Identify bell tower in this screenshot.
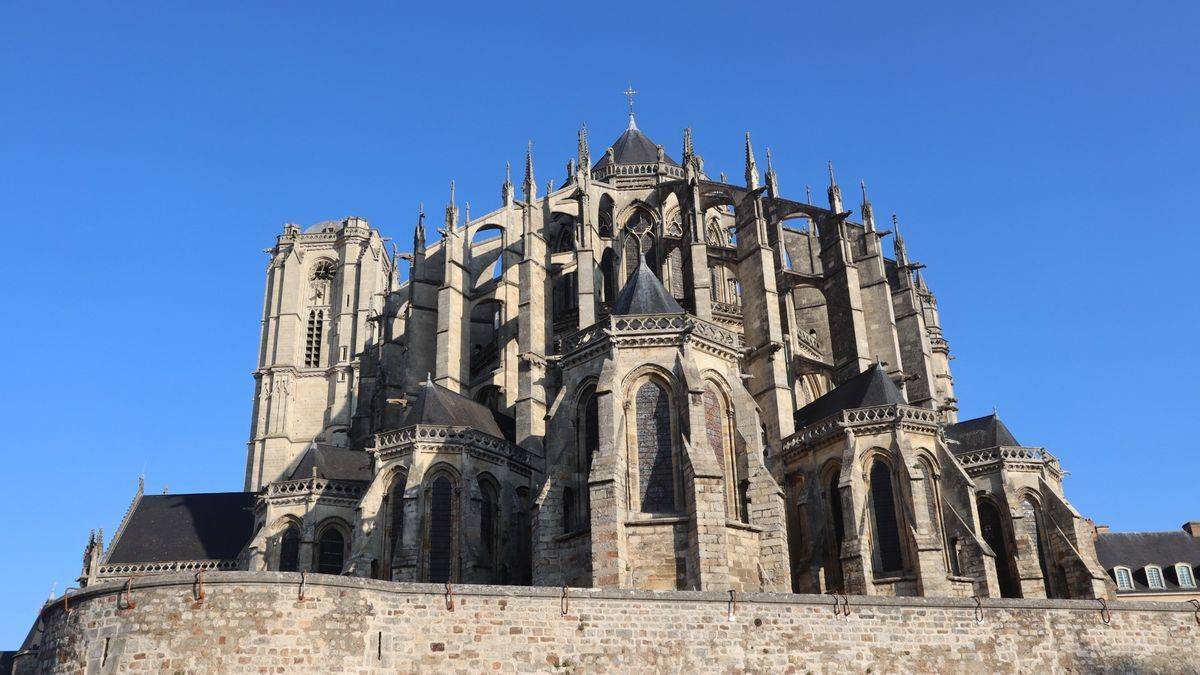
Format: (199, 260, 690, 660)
(244, 217, 392, 491)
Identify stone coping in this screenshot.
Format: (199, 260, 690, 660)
(44, 571, 1197, 617)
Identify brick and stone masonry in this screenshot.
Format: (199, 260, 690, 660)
(19, 572, 1200, 673)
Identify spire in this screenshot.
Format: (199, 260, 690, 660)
(464, 201, 471, 225)
(765, 146, 780, 198)
(827, 161, 843, 212)
(444, 181, 458, 229)
(502, 162, 514, 206)
(413, 204, 426, 254)
(860, 180, 875, 231)
(805, 184, 813, 205)
(892, 213, 910, 267)
(623, 84, 639, 130)
(522, 141, 536, 202)
(683, 127, 694, 163)
(743, 132, 759, 190)
(577, 123, 591, 169)
(566, 158, 575, 182)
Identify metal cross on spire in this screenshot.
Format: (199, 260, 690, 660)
(624, 84, 639, 130)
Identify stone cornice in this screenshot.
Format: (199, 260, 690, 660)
(782, 404, 941, 460)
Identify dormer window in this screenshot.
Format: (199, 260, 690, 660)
(1177, 563, 1196, 589)
(1145, 565, 1165, 589)
(1114, 566, 1133, 591)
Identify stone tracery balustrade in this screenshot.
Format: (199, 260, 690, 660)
(556, 313, 745, 357)
(956, 445, 1061, 475)
(266, 477, 366, 501)
(783, 404, 942, 458)
(591, 162, 685, 182)
(711, 300, 743, 317)
(374, 424, 538, 472)
(98, 559, 239, 578)
(795, 329, 822, 357)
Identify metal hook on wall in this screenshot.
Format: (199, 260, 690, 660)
(727, 589, 738, 622)
(1096, 597, 1111, 626)
(444, 582, 455, 611)
(193, 570, 206, 603)
(972, 596, 984, 624)
(560, 585, 569, 617)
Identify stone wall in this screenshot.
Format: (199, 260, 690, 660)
(21, 572, 1199, 674)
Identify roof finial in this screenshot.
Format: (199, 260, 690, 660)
(445, 180, 458, 228)
(623, 83, 639, 130)
(464, 201, 471, 224)
(502, 161, 514, 205)
(414, 203, 426, 253)
(577, 123, 590, 169)
(523, 141, 536, 202)
(765, 147, 780, 197)
(860, 179, 875, 232)
(744, 132, 759, 190)
(805, 184, 813, 205)
(826, 161, 843, 211)
(426, 372, 433, 386)
(892, 213, 910, 267)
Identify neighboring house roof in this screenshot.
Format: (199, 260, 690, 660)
(1096, 530, 1200, 594)
(403, 377, 506, 439)
(287, 444, 372, 482)
(105, 492, 256, 564)
(793, 364, 905, 429)
(945, 413, 1021, 451)
(592, 126, 678, 169)
(610, 256, 684, 316)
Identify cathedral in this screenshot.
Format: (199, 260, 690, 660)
(77, 107, 1112, 602)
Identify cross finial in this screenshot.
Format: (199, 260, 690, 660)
(624, 84, 639, 130)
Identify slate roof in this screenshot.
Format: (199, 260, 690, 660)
(402, 377, 506, 439)
(1095, 530, 1200, 594)
(105, 492, 256, 564)
(287, 444, 373, 482)
(610, 256, 684, 316)
(592, 126, 678, 169)
(945, 413, 1021, 452)
(793, 364, 905, 429)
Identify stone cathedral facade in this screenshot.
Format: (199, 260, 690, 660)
(77, 112, 1113, 603)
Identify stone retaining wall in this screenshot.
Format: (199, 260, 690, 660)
(17, 572, 1200, 673)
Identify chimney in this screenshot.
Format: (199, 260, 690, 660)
(1183, 521, 1200, 537)
(1095, 524, 1110, 534)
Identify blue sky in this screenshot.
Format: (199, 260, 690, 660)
(2, 0, 1197, 646)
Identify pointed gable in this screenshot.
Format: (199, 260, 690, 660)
(793, 364, 906, 429)
(610, 257, 684, 316)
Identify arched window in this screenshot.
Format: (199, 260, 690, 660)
(825, 469, 845, 591)
(1146, 565, 1165, 589)
(562, 486, 576, 534)
(978, 498, 1020, 598)
(423, 472, 458, 583)
(667, 247, 684, 299)
(384, 472, 407, 580)
(702, 383, 743, 521)
(304, 310, 325, 367)
(553, 271, 578, 317)
(469, 301, 503, 376)
(478, 476, 501, 581)
(513, 487, 532, 585)
(624, 234, 642, 278)
(1114, 566, 1134, 591)
(278, 526, 300, 572)
(1177, 563, 1196, 589)
(634, 380, 676, 514)
(555, 222, 575, 253)
(1020, 496, 1054, 597)
(316, 526, 345, 575)
(572, 386, 599, 531)
(600, 249, 618, 305)
(598, 196, 614, 239)
(869, 460, 904, 574)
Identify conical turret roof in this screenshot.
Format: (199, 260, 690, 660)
(592, 125, 678, 170)
(610, 256, 684, 316)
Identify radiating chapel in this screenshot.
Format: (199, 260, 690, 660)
(78, 105, 1115, 601)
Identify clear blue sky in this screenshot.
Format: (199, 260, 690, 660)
(2, 0, 1197, 646)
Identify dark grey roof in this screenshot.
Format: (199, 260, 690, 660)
(1096, 530, 1200, 593)
(106, 492, 256, 564)
(403, 378, 505, 439)
(592, 125, 678, 169)
(945, 413, 1020, 452)
(794, 364, 905, 429)
(287, 444, 372, 482)
(610, 256, 684, 316)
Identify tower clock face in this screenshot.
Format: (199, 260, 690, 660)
(312, 260, 337, 282)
